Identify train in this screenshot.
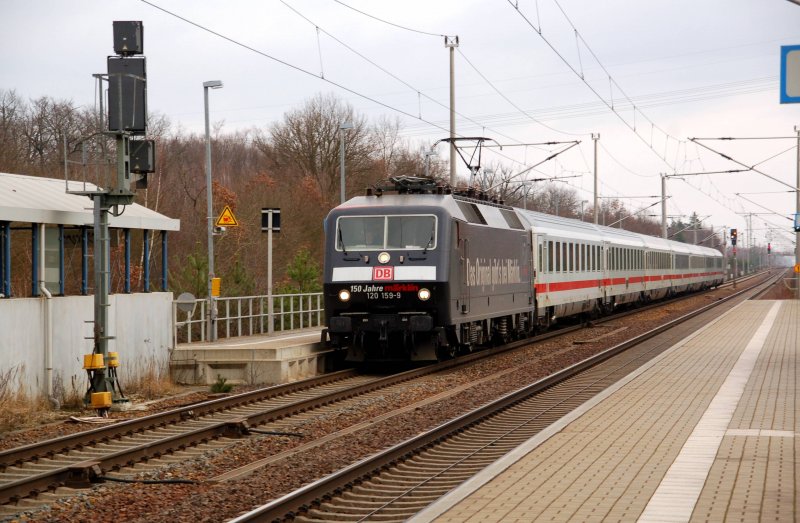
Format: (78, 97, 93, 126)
(322, 176, 724, 363)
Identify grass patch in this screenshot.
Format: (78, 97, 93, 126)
(122, 357, 179, 400)
(210, 375, 234, 394)
(0, 366, 57, 432)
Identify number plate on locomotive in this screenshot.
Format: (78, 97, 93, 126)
(349, 283, 419, 299)
(372, 266, 394, 280)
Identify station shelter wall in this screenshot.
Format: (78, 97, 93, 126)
(0, 292, 173, 399)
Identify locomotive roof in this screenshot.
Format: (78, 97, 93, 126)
(336, 193, 721, 258)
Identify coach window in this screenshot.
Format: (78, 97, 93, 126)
(584, 244, 588, 271)
(548, 241, 554, 272)
(569, 243, 574, 272)
(580, 244, 585, 272)
(538, 243, 543, 272)
(555, 242, 561, 272)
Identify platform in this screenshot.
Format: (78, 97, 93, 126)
(412, 299, 797, 522)
(170, 327, 332, 385)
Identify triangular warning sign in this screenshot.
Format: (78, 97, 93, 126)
(215, 205, 239, 227)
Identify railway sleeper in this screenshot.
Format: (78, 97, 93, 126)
(318, 499, 435, 512)
(397, 460, 489, 473)
(350, 483, 445, 496)
(339, 490, 443, 503)
(365, 475, 463, 487)
(377, 469, 476, 483)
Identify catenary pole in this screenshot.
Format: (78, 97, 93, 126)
(446, 36, 459, 185)
(593, 133, 599, 224)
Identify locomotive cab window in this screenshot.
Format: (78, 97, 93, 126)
(336, 215, 437, 251)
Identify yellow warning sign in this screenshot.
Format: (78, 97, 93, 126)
(795, 264, 800, 274)
(215, 205, 239, 227)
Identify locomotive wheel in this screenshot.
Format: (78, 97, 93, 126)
(436, 341, 456, 360)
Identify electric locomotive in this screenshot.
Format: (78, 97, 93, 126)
(323, 177, 534, 362)
(323, 176, 724, 363)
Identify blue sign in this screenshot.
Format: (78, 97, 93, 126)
(780, 45, 800, 103)
(795, 212, 800, 232)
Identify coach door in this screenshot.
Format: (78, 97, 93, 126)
(530, 231, 538, 306)
(602, 240, 611, 304)
(458, 223, 470, 315)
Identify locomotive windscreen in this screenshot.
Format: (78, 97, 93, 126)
(336, 215, 437, 251)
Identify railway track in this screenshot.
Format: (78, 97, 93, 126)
(229, 272, 779, 522)
(0, 272, 771, 519)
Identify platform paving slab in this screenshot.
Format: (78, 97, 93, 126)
(411, 300, 796, 523)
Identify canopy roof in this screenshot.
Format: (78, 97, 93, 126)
(0, 173, 179, 231)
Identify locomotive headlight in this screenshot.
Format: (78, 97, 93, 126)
(418, 288, 431, 301)
(338, 289, 351, 302)
(378, 251, 391, 264)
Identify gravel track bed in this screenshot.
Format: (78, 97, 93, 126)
(755, 268, 794, 299)
(0, 390, 233, 452)
(4, 278, 771, 522)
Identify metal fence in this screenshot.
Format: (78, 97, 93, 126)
(173, 292, 324, 345)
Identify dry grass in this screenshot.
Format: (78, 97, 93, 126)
(0, 365, 61, 432)
(122, 356, 179, 400)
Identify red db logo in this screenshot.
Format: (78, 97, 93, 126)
(373, 266, 394, 281)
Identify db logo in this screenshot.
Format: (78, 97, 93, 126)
(373, 266, 394, 281)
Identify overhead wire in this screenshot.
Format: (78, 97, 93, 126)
(141, 0, 551, 176)
(507, 0, 685, 171)
(328, 0, 601, 183)
(139, 0, 451, 134)
(332, 0, 446, 37)
(281, 1, 554, 163)
(284, 0, 581, 173)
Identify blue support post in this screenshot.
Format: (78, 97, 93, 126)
(81, 227, 89, 295)
(124, 228, 131, 294)
(143, 229, 150, 292)
(161, 231, 168, 291)
(58, 225, 65, 296)
(31, 224, 39, 297)
(0, 221, 7, 297)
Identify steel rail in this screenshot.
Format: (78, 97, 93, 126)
(229, 273, 778, 522)
(0, 369, 364, 471)
(0, 271, 769, 507)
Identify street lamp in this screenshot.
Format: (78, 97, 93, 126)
(339, 122, 354, 204)
(204, 79, 223, 341)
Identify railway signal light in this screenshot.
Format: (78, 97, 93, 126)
(730, 228, 737, 246)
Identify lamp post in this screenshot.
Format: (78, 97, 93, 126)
(203, 80, 223, 342)
(339, 122, 353, 204)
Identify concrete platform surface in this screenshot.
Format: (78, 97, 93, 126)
(412, 300, 797, 523)
(170, 327, 332, 385)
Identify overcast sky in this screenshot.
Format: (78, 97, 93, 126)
(3, 0, 800, 252)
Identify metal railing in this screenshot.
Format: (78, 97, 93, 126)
(173, 292, 324, 345)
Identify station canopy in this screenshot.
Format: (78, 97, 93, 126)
(0, 172, 179, 230)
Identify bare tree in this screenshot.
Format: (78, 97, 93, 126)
(269, 93, 373, 204)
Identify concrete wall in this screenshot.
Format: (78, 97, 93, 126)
(0, 292, 173, 399)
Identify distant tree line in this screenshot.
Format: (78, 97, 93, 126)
(0, 88, 723, 298)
